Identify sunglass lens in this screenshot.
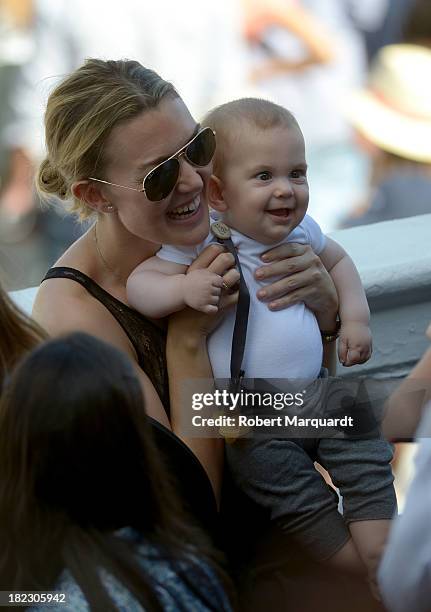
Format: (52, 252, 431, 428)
(186, 128, 216, 166)
(144, 158, 179, 201)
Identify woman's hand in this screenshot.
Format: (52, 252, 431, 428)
(168, 244, 239, 342)
(255, 242, 339, 327)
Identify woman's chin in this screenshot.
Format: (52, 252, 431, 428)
(165, 200, 210, 245)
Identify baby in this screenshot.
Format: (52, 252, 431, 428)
(127, 98, 396, 589)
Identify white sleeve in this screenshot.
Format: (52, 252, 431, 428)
(157, 231, 215, 266)
(301, 214, 326, 255)
(378, 405, 431, 612)
(156, 244, 199, 266)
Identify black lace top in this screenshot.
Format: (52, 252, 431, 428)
(42, 267, 170, 413)
(41, 267, 219, 534)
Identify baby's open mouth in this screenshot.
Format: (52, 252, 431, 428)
(267, 208, 289, 217)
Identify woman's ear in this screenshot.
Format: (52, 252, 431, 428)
(208, 175, 228, 212)
(71, 180, 116, 213)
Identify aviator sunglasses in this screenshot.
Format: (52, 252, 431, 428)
(89, 127, 216, 202)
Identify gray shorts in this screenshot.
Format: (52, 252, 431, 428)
(226, 434, 396, 561)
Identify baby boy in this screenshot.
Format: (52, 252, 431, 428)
(127, 98, 396, 590)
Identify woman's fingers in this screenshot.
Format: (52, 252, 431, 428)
(188, 243, 226, 272)
(259, 241, 309, 264)
(261, 282, 326, 311)
(219, 289, 238, 311)
(207, 251, 237, 276)
(256, 268, 314, 303)
(188, 247, 236, 277)
(221, 267, 240, 290)
(256, 243, 313, 279)
(256, 242, 338, 316)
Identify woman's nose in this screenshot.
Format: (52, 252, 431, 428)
(176, 154, 204, 193)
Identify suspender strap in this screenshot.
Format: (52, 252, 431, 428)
(216, 235, 250, 390)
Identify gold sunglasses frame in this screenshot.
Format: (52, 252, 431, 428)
(89, 127, 216, 202)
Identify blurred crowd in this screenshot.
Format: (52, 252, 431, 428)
(1, 0, 431, 290)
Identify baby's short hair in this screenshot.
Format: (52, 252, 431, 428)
(202, 98, 300, 176)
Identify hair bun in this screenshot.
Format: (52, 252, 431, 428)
(37, 158, 69, 199)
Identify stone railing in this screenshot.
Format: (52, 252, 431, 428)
(331, 213, 431, 378)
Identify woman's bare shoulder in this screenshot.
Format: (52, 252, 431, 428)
(33, 276, 171, 427)
(33, 276, 133, 356)
(32, 232, 123, 344)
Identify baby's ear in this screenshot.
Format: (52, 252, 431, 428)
(208, 175, 228, 212)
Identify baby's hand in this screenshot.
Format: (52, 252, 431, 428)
(182, 269, 224, 313)
(338, 322, 372, 366)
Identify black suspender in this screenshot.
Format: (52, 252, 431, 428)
(211, 221, 250, 392)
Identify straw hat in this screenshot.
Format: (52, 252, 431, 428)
(346, 44, 431, 163)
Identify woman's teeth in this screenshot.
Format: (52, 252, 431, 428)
(167, 197, 200, 219)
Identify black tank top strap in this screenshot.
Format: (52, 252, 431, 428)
(42, 267, 169, 413)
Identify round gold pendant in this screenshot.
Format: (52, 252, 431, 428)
(210, 221, 231, 240)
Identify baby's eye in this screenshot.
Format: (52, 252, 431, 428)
(255, 171, 272, 181)
(291, 169, 307, 180)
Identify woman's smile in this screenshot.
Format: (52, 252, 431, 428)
(166, 194, 202, 223)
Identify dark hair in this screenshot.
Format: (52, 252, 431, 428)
(0, 283, 46, 389)
(0, 333, 228, 610)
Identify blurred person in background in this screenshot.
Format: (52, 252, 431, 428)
(403, 0, 431, 47)
(0, 332, 233, 611)
(341, 44, 431, 228)
(243, 0, 431, 233)
(350, 0, 415, 64)
(0, 0, 246, 290)
(377, 322, 431, 612)
(0, 0, 38, 287)
(242, 0, 378, 232)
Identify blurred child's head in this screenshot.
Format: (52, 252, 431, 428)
(203, 98, 309, 245)
(0, 332, 172, 533)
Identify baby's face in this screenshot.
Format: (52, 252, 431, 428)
(218, 126, 309, 245)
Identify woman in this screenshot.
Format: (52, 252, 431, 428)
(0, 332, 233, 611)
(32, 58, 338, 519)
(0, 282, 46, 389)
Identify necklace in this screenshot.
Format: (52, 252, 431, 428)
(93, 224, 123, 281)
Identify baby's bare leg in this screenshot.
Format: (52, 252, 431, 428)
(349, 519, 391, 596)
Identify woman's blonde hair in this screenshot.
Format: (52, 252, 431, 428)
(36, 59, 178, 220)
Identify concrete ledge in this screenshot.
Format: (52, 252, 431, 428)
(330, 214, 431, 378)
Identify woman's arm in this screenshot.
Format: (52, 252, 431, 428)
(382, 345, 431, 441)
(167, 245, 240, 502)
